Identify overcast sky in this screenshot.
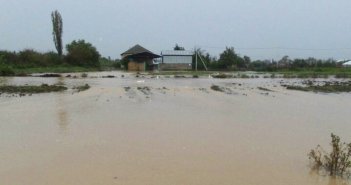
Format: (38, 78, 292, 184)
(1, 0, 351, 60)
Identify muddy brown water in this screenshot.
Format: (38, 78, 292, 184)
(1, 72, 350, 185)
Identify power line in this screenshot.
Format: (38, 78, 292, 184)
(197, 45, 351, 51)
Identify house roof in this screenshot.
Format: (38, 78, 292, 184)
(342, 61, 351, 66)
(161, 50, 194, 56)
(121, 44, 160, 58)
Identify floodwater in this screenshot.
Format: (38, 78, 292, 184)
(0, 71, 350, 185)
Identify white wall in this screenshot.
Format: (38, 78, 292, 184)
(163, 56, 192, 64)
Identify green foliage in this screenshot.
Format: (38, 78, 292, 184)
(218, 47, 237, 69)
(99, 57, 121, 69)
(65, 40, 100, 67)
(218, 47, 246, 69)
(174, 44, 185, 50)
(0, 50, 61, 69)
(0, 64, 15, 76)
(192, 48, 214, 70)
(309, 134, 351, 177)
(51, 10, 63, 57)
(0, 55, 14, 76)
(120, 57, 129, 70)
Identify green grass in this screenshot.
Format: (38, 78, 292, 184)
(12, 66, 101, 74)
(0, 84, 67, 94)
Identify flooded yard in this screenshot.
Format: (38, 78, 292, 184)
(0, 71, 350, 185)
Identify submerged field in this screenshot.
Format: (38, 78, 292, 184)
(0, 71, 350, 185)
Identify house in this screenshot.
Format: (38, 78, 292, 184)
(160, 50, 193, 70)
(121, 44, 160, 71)
(342, 60, 351, 67)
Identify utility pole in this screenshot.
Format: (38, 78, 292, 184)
(198, 53, 208, 71)
(195, 50, 198, 71)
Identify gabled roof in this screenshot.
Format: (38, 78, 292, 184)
(121, 44, 157, 56)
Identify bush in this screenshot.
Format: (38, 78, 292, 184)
(0, 50, 62, 68)
(65, 40, 100, 67)
(0, 65, 15, 76)
(309, 133, 351, 177)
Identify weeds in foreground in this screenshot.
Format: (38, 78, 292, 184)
(309, 134, 351, 178)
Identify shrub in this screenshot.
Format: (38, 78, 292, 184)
(0, 65, 15, 76)
(65, 40, 100, 67)
(309, 133, 351, 177)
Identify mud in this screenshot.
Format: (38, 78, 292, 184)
(0, 71, 350, 185)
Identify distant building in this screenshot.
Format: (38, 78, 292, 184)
(121, 44, 160, 71)
(342, 60, 351, 67)
(160, 50, 193, 70)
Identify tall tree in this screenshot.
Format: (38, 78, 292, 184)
(51, 10, 63, 57)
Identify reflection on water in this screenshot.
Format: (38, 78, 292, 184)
(57, 105, 68, 134)
(56, 77, 69, 134)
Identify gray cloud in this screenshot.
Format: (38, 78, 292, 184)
(1, 0, 351, 60)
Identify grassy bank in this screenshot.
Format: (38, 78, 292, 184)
(13, 66, 101, 74)
(272, 68, 351, 78)
(0, 84, 67, 94)
(285, 81, 351, 93)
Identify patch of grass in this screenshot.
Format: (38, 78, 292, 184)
(258, 87, 274, 92)
(0, 84, 67, 94)
(174, 75, 187, 78)
(273, 68, 351, 78)
(38, 73, 62, 77)
(212, 73, 233, 78)
(210, 85, 224, 92)
(285, 81, 351, 93)
(137, 86, 152, 95)
(102, 75, 115, 78)
(309, 133, 351, 177)
(13, 66, 100, 74)
(124, 86, 131, 92)
(81, 73, 88, 78)
(150, 71, 213, 76)
(211, 85, 225, 92)
(239, 74, 250, 78)
(73, 84, 90, 92)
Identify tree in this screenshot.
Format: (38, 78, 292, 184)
(218, 47, 239, 69)
(192, 48, 213, 70)
(174, 44, 185, 51)
(65, 40, 100, 67)
(51, 10, 63, 57)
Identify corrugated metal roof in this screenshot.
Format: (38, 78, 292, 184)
(161, 50, 194, 56)
(342, 61, 351, 65)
